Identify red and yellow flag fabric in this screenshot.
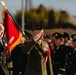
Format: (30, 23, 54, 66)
(2, 8, 22, 52)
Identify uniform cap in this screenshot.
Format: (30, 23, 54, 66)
(71, 34, 76, 41)
(32, 23, 43, 31)
(44, 34, 51, 39)
(52, 32, 60, 37)
(54, 32, 64, 39)
(63, 32, 70, 39)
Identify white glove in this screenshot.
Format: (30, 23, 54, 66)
(33, 30, 44, 42)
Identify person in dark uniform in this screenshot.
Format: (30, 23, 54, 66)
(63, 32, 72, 46)
(11, 30, 33, 75)
(0, 24, 9, 75)
(65, 34, 76, 75)
(11, 36, 28, 75)
(0, 40, 6, 75)
(52, 32, 70, 75)
(22, 24, 52, 75)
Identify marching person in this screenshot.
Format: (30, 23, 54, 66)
(52, 32, 70, 75)
(22, 24, 52, 75)
(11, 35, 28, 75)
(63, 32, 72, 46)
(0, 23, 9, 75)
(65, 34, 76, 75)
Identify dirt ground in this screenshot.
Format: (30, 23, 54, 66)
(26, 28, 76, 35)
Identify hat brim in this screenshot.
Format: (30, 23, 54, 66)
(72, 39, 76, 42)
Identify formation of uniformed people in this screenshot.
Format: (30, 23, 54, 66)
(46, 32, 76, 75)
(0, 22, 76, 75)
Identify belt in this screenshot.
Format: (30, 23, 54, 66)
(53, 63, 59, 65)
(60, 68, 65, 71)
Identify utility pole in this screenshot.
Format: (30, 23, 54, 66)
(22, 0, 24, 31)
(25, 0, 28, 10)
(29, 0, 32, 10)
(25, 0, 32, 10)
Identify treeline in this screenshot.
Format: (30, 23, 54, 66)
(14, 4, 76, 30)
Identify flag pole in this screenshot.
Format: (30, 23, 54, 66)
(22, 0, 25, 32)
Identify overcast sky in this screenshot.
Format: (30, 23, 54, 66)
(0, 0, 76, 22)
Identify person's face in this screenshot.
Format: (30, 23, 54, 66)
(45, 38, 52, 42)
(64, 37, 69, 43)
(73, 41, 76, 48)
(0, 24, 4, 38)
(55, 38, 62, 47)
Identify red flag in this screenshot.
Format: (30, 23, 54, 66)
(2, 8, 22, 52)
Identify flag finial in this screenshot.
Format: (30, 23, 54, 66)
(0, 1, 7, 9)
